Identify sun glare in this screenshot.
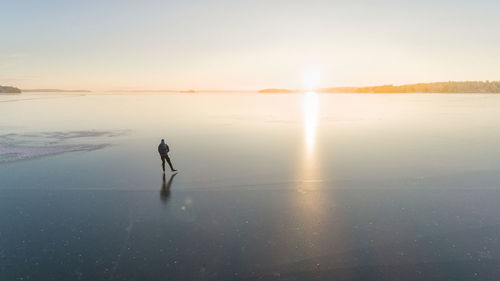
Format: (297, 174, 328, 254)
(301, 69, 321, 91)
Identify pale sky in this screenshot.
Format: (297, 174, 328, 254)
(1, 0, 500, 91)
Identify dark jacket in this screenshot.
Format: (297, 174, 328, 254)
(158, 143, 170, 156)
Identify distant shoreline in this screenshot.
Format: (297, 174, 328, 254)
(104, 89, 256, 93)
(21, 89, 91, 93)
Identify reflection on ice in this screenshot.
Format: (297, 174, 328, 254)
(303, 92, 319, 157)
(300, 91, 320, 184)
(160, 172, 177, 203)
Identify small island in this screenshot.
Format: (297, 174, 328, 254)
(258, 88, 295, 93)
(179, 90, 197, 93)
(0, 85, 21, 93)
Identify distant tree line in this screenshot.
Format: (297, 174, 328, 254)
(318, 81, 500, 93)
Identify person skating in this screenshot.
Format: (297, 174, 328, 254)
(158, 139, 177, 173)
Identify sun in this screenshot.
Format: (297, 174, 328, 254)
(301, 68, 321, 91)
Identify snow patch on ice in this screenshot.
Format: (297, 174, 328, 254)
(0, 130, 126, 163)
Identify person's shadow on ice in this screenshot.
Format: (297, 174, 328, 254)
(160, 172, 177, 204)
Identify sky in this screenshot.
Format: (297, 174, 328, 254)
(1, 0, 500, 91)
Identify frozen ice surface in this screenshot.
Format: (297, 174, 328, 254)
(2, 93, 500, 280)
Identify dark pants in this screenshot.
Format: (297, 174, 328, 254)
(161, 155, 174, 171)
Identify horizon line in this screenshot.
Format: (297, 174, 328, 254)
(13, 80, 500, 93)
